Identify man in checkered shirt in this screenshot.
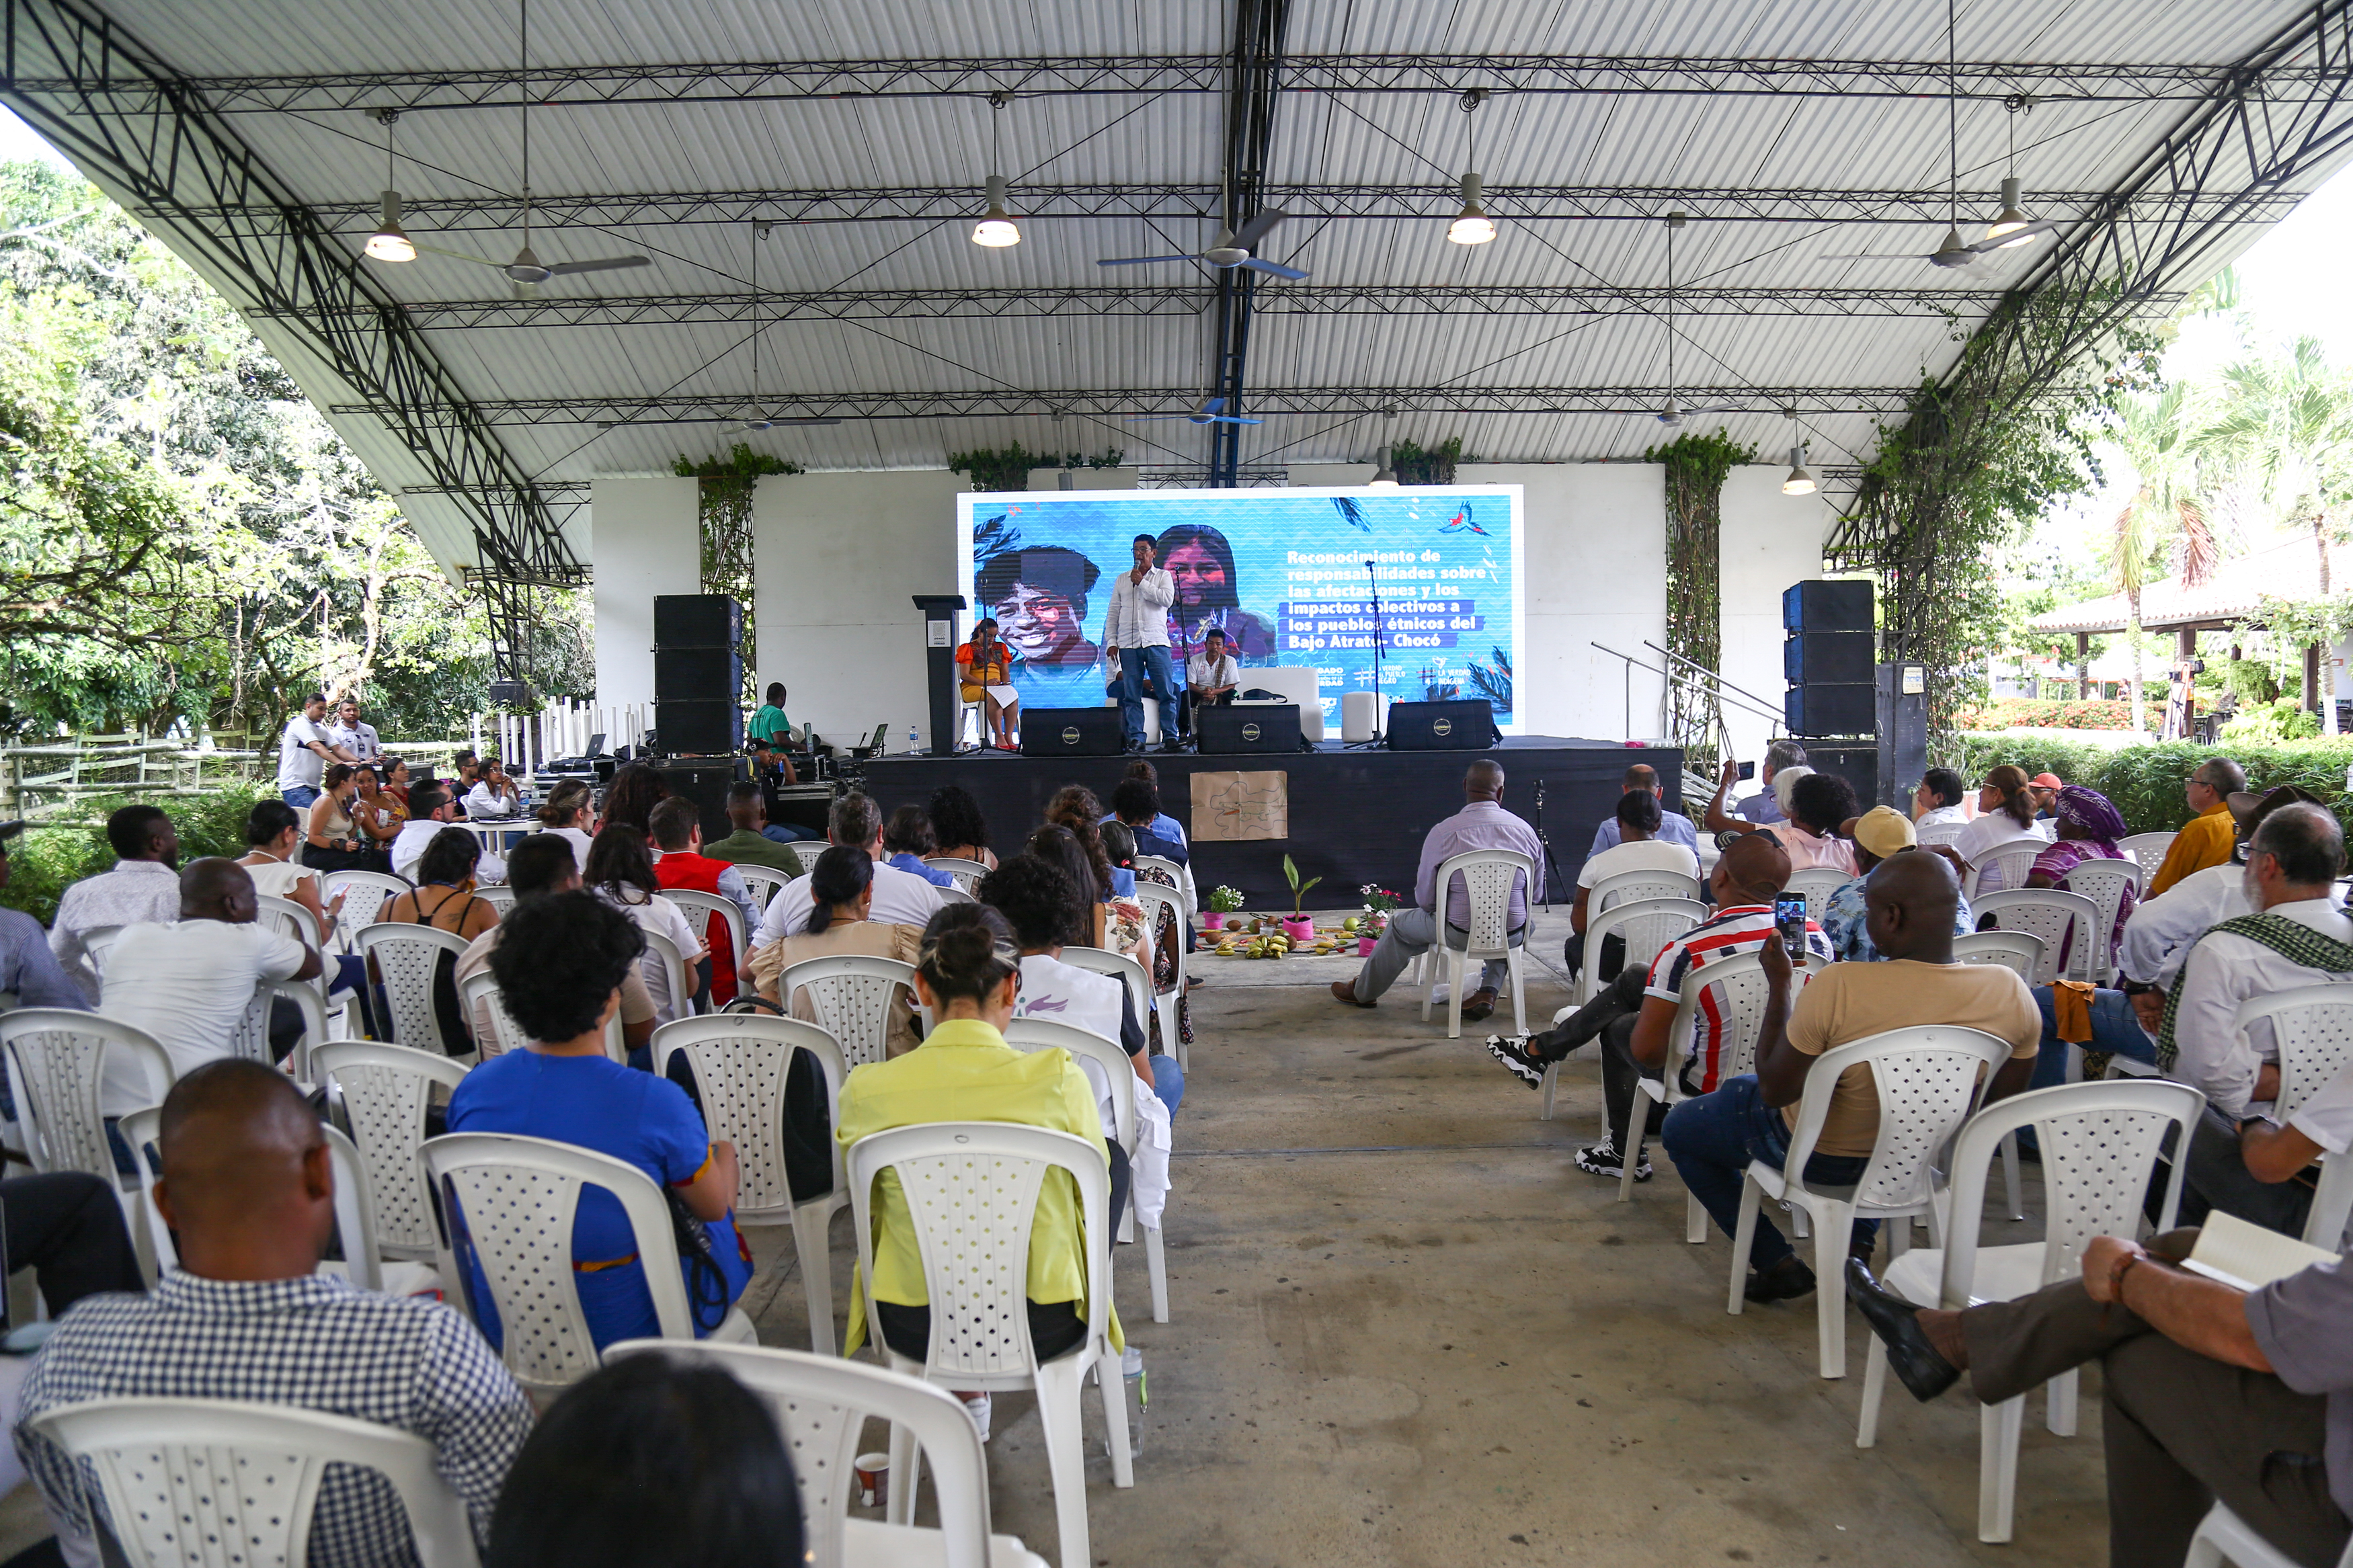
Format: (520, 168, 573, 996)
(13, 1060, 533, 1568)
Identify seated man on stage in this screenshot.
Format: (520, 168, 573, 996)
(955, 617, 1020, 750)
(1183, 626, 1241, 741)
(1330, 759, 1544, 1024)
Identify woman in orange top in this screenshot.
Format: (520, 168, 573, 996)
(955, 616, 1019, 749)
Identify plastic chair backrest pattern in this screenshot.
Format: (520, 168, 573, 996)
(1782, 867, 1853, 923)
(28, 1397, 481, 1568)
(1131, 855, 1187, 905)
(1004, 1018, 1136, 1152)
(316, 1041, 470, 1261)
(1588, 866, 1704, 915)
(1970, 841, 2048, 899)
(1661, 952, 1786, 1088)
(1055, 944, 1154, 1027)
(79, 925, 124, 980)
(356, 923, 474, 1055)
(2054, 858, 2138, 983)
(924, 857, 992, 895)
(777, 954, 916, 1071)
(1950, 930, 2048, 985)
(1575, 899, 1704, 1005)
(1972, 889, 2099, 985)
(1915, 823, 1968, 852)
(125, 1108, 390, 1294)
(847, 1122, 1109, 1382)
(472, 882, 517, 914)
(458, 968, 524, 1061)
(663, 888, 748, 979)
(1131, 883, 1187, 981)
(640, 927, 697, 1022)
(2235, 983, 2353, 1125)
(254, 893, 316, 946)
(321, 870, 411, 942)
(934, 884, 977, 906)
(0, 1010, 173, 1179)
(652, 1014, 846, 1225)
(736, 864, 794, 915)
(420, 1131, 697, 1396)
(1781, 1026, 2016, 1216)
(2119, 831, 2178, 884)
(1433, 849, 1535, 952)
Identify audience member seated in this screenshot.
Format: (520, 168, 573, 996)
(703, 782, 805, 874)
(1111, 759, 1189, 852)
(381, 755, 415, 809)
(926, 782, 999, 870)
(391, 784, 508, 884)
(50, 804, 182, 997)
(2028, 771, 2064, 821)
(746, 846, 923, 1061)
(598, 761, 670, 843)
(2024, 784, 2138, 974)
(740, 743, 817, 842)
(1662, 853, 2039, 1303)
(1183, 625, 1242, 737)
(352, 765, 405, 857)
(484, 1352, 803, 1568)
(1703, 739, 1806, 832)
(449, 893, 753, 1350)
(881, 805, 958, 888)
(533, 778, 598, 872)
(2149, 755, 2249, 896)
(236, 798, 369, 1010)
(0, 821, 91, 1010)
(379, 827, 501, 1054)
(2187, 1056, 2353, 1242)
(584, 827, 708, 1026)
(1567, 788, 1701, 981)
(1487, 835, 1829, 1183)
(1588, 763, 1700, 857)
(1027, 822, 1123, 957)
(0, 1171, 144, 1314)
(956, 615, 1021, 750)
(2125, 786, 2318, 992)
(1772, 770, 1861, 876)
(302, 765, 378, 874)
(1953, 765, 2046, 893)
(98, 859, 321, 1112)
(1911, 767, 1970, 829)
(1848, 1223, 2353, 1567)
(463, 757, 523, 820)
(1045, 788, 1153, 966)
(1819, 807, 1975, 962)
(649, 798, 760, 1007)
(1332, 759, 1546, 1024)
(14, 1060, 534, 1568)
(834, 903, 1119, 1442)
(1110, 778, 1190, 867)
(454, 835, 657, 1061)
(754, 792, 945, 946)
(747, 680, 795, 751)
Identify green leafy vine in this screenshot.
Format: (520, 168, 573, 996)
(672, 444, 801, 704)
(949, 442, 1125, 493)
(1646, 429, 1756, 766)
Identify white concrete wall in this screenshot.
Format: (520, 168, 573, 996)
(590, 477, 702, 708)
(1720, 465, 1833, 770)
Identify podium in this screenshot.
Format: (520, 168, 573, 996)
(911, 593, 968, 757)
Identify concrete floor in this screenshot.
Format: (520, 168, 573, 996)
(744, 909, 2113, 1567)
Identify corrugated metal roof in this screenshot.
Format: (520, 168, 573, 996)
(6, 0, 2340, 569)
(2031, 534, 2352, 634)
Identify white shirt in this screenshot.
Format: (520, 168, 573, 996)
(49, 860, 182, 996)
(544, 825, 596, 872)
(2167, 896, 2353, 1118)
(463, 781, 520, 819)
(391, 819, 506, 885)
(754, 858, 944, 946)
(1955, 813, 2050, 893)
(1577, 838, 1702, 899)
(1013, 952, 1172, 1227)
(2290, 1061, 2353, 1157)
(1915, 803, 1971, 830)
(1102, 566, 1174, 649)
(595, 887, 706, 1025)
(326, 720, 381, 762)
(96, 919, 307, 1114)
(2120, 861, 2254, 987)
(275, 715, 335, 791)
(1186, 651, 1238, 692)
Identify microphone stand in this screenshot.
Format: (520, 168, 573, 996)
(1363, 556, 1386, 747)
(1531, 777, 1568, 911)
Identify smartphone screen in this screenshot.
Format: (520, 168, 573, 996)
(1737, 760, 1756, 780)
(1773, 895, 1808, 962)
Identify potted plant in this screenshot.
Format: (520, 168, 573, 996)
(1356, 884, 1402, 956)
(1204, 884, 1244, 932)
(1281, 855, 1320, 944)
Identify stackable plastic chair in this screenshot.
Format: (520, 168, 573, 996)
(1726, 1024, 2016, 1378)
(420, 1132, 757, 1402)
(663, 888, 750, 1003)
(1130, 882, 1191, 1071)
(254, 892, 319, 948)
(1972, 889, 2098, 985)
(1543, 897, 1704, 1122)
(0, 1010, 171, 1188)
(925, 856, 992, 895)
(225, 980, 334, 1081)
(471, 882, 517, 915)
(1006, 1016, 1170, 1323)
(735, 863, 795, 917)
(458, 969, 526, 1063)
(2188, 1501, 2353, 1567)
(2118, 831, 2179, 895)
(2231, 983, 2353, 1246)
(1915, 822, 1968, 852)
(1782, 867, 1853, 924)
(2050, 859, 2137, 985)
(1586, 866, 1704, 916)
(1855, 1078, 2203, 1541)
(1421, 849, 1535, 1039)
(315, 1041, 471, 1264)
(641, 927, 700, 1024)
(936, 884, 978, 907)
(28, 1399, 482, 1568)
(608, 1341, 1049, 1568)
(847, 1122, 1129, 1568)
(1950, 930, 2046, 985)
(1966, 841, 2047, 900)
(356, 923, 474, 1053)
(1058, 946, 1154, 1040)
(322, 869, 411, 952)
(77, 925, 124, 983)
(653, 1013, 849, 1354)
(776, 954, 917, 1071)
(1618, 952, 1808, 1218)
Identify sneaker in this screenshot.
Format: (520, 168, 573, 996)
(957, 1391, 992, 1444)
(1483, 1034, 1546, 1089)
(1574, 1138, 1652, 1182)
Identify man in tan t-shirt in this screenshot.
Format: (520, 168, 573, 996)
(1662, 851, 2040, 1303)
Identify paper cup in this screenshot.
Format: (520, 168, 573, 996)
(854, 1452, 889, 1508)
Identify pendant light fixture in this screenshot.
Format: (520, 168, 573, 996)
(1781, 444, 1817, 496)
(1447, 89, 1495, 245)
(972, 94, 1021, 247)
(1985, 96, 2038, 247)
(1369, 446, 1400, 487)
(1926, 0, 1975, 268)
(364, 109, 415, 262)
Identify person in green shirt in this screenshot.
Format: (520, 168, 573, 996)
(747, 682, 793, 747)
(702, 784, 811, 870)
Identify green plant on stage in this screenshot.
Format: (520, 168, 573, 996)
(1645, 429, 1757, 770)
(1207, 884, 1245, 913)
(1282, 854, 1321, 917)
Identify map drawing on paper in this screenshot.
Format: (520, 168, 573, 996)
(1190, 770, 1289, 842)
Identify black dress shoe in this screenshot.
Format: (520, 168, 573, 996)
(1843, 1258, 1960, 1402)
(1743, 1255, 1817, 1303)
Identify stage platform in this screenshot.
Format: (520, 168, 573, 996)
(852, 736, 1683, 911)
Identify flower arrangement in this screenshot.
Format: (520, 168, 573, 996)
(1207, 885, 1245, 913)
(1359, 884, 1402, 932)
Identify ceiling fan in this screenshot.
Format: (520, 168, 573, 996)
(1097, 208, 1308, 280)
(1600, 212, 1735, 427)
(1125, 397, 1263, 425)
(594, 225, 841, 429)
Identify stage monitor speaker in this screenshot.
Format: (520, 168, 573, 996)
(1197, 704, 1301, 754)
(1782, 579, 1874, 634)
(655, 757, 748, 843)
(655, 698, 743, 755)
(1784, 630, 1876, 686)
(653, 593, 742, 649)
(1386, 699, 1497, 751)
(1019, 707, 1123, 757)
(654, 645, 744, 702)
(1794, 740, 1878, 812)
(1784, 684, 1875, 736)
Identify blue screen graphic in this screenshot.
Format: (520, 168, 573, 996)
(954, 486, 1525, 731)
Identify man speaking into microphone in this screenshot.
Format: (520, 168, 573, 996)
(1105, 532, 1177, 755)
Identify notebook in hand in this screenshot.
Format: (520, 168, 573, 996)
(2180, 1210, 2342, 1292)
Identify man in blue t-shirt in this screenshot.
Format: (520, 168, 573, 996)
(1587, 762, 1701, 858)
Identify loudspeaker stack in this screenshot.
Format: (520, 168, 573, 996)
(652, 594, 744, 756)
(1780, 581, 1876, 737)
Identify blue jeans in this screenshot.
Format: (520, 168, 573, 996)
(1119, 645, 1177, 747)
(1149, 1053, 1185, 1116)
(1661, 1073, 1877, 1270)
(761, 823, 817, 843)
(2030, 985, 2159, 1093)
(281, 786, 319, 809)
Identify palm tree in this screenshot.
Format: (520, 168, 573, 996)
(2106, 384, 2215, 735)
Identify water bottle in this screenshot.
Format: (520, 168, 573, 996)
(907, 725, 920, 755)
(1117, 1346, 1146, 1457)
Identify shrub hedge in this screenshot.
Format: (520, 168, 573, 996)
(1954, 698, 2136, 731)
(1948, 737, 2353, 837)
(0, 784, 270, 927)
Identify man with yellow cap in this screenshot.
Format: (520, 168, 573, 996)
(1819, 806, 1976, 962)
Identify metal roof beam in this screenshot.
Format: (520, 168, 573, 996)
(42, 54, 2346, 114)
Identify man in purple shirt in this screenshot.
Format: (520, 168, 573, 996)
(1332, 759, 1544, 1022)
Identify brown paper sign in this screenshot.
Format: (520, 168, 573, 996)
(1189, 770, 1289, 841)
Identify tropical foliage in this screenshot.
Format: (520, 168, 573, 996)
(1948, 735, 2353, 837)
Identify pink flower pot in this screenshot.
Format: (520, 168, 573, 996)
(1281, 917, 1316, 944)
(1201, 911, 1223, 931)
(1357, 936, 1377, 957)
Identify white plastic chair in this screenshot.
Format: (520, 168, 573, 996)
(2237, 983, 2353, 1124)
(1618, 952, 1806, 1218)
(322, 869, 411, 952)
(1950, 930, 2047, 984)
(472, 882, 517, 914)
(736, 863, 795, 915)
(847, 1122, 1131, 1568)
(1587, 866, 1704, 915)
(653, 1013, 849, 1354)
(2186, 1499, 2353, 1567)
(777, 954, 918, 1071)
(2048, 858, 2137, 985)
(606, 1340, 1049, 1568)
(1131, 853, 1197, 930)
(0, 1009, 171, 1186)
(420, 1131, 757, 1401)
(225, 979, 334, 1081)
(926, 856, 992, 895)
(1966, 841, 2047, 900)
(1726, 1024, 2017, 1378)
(27, 1397, 482, 1568)
(1421, 849, 1534, 1039)
(664, 887, 751, 1001)
(316, 1040, 470, 1264)
(454, 970, 624, 1066)
(2119, 831, 2179, 895)
(254, 892, 319, 947)
(1058, 946, 1154, 1040)
(1131, 882, 1191, 1072)
(1855, 1078, 2202, 1541)
(641, 926, 700, 1024)
(1006, 1016, 1170, 1323)
(1783, 866, 1853, 924)
(1972, 889, 2098, 985)
(1915, 822, 1968, 852)
(1544, 897, 1704, 1122)
(936, 884, 978, 907)
(78, 924, 124, 982)
(356, 923, 475, 1053)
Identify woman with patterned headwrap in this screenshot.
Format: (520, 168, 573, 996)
(2027, 784, 2139, 976)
